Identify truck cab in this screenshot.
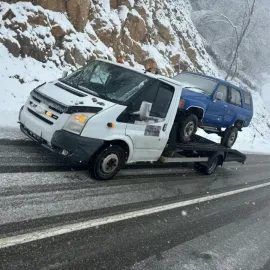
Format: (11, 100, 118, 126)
(19, 59, 182, 179)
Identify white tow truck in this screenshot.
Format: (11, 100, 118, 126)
(18, 59, 246, 180)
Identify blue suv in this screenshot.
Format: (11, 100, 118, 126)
(173, 72, 253, 147)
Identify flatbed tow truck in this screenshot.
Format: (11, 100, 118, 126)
(19, 58, 246, 180)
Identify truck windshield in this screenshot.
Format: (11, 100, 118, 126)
(173, 73, 217, 95)
(59, 60, 150, 104)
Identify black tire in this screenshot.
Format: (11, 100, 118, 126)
(89, 145, 125, 180)
(194, 155, 219, 175)
(177, 114, 198, 143)
(221, 127, 238, 148)
(194, 162, 205, 172)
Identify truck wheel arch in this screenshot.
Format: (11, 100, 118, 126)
(103, 140, 130, 162)
(100, 135, 134, 162)
(234, 120, 244, 130)
(187, 106, 205, 121)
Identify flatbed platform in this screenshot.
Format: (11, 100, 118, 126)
(161, 134, 246, 173)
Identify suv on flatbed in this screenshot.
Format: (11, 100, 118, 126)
(173, 72, 253, 147)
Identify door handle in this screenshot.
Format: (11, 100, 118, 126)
(224, 105, 228, 108)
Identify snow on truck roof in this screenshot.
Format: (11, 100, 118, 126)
(96, 58, 184, 87)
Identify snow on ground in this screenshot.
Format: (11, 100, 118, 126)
(0, 45, 63, 128)
(197, 129, 270, 155)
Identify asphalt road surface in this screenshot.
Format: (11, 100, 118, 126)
(1, 138, 270, 270)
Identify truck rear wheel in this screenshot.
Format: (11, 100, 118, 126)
(194, 154, 219, 175)
(89, 145, 125, 180)
(178, 114, 198, 143)
(221, 127, 238, 148)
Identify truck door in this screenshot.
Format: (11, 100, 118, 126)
(204, 84, 229, 127)
(125, 81, 180, 162)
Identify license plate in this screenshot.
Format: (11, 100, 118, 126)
(26, 123, 42, 138)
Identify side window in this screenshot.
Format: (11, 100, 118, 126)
(129, 81, 159, 112)
(230, 88, 242, 106)
(215, 84, 228, 101)
(243, 90, 251, 105)
(150, 83, 174, 118)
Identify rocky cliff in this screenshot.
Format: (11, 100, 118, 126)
(0, 0, 218, 76)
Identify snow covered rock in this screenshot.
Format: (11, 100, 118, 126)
(0, 0, 218, 75)
(110, 0, 134, 10)
(126, 10, 147, 42)
(2, 0, 90, 31)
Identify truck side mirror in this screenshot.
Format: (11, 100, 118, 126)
(62, 71, 68, 78)
(215, 92, 223, 101)
(139, 101, 152, 121)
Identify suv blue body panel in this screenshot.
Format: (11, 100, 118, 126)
(175, 72, 253, 129)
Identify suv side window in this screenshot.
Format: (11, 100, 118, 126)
(243, 90, 251, 105)
(150, 83, 174, 118)
(215, 84, 228, 101)
(229, 88, 242, 106)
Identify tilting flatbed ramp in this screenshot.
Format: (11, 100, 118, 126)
(163, 135, 246, 164)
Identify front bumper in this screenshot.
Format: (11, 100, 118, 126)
(20, 124, 104, 165)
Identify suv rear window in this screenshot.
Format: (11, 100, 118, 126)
(243, 90, 251, 105)
(230, 88, 242, 106)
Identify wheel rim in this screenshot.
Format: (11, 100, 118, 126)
(184, 122, 195, 137)
(209, 157, 218, 173)
(101, 154, 119, 174)
(228, 132, 236, 147)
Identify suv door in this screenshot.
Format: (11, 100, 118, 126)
(125, 81, 176, 162)
(204, 83, 229, 127)
(227, 87, 243, 125)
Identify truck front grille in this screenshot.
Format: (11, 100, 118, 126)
(28, 108, 54, 125)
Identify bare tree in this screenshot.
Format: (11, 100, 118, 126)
(195, 10, 240, 77)
(225, 0, 256, 80)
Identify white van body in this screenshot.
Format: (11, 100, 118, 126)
(19, 59, 183, 177)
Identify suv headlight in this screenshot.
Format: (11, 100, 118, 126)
(63, 113, 95, 135)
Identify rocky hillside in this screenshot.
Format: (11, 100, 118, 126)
(0, 0, 218, 76)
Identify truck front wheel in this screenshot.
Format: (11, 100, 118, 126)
(178, 114, 198, 143)
(89, 145, 125, 180)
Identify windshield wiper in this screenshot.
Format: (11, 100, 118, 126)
(77, 85, 100, 96)
(96, 74, 109, 99)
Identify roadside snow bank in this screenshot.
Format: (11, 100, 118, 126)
(0, 45, 63, 128)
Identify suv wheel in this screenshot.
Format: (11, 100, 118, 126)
(178, 114, 198, 143)
(221, 127, 238, 148)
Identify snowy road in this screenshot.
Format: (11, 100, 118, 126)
(1, 140, 270, 269)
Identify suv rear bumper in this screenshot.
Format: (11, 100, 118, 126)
(20, 124, 104, 165)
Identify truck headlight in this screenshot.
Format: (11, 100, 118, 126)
(63, 113, 95, 135)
